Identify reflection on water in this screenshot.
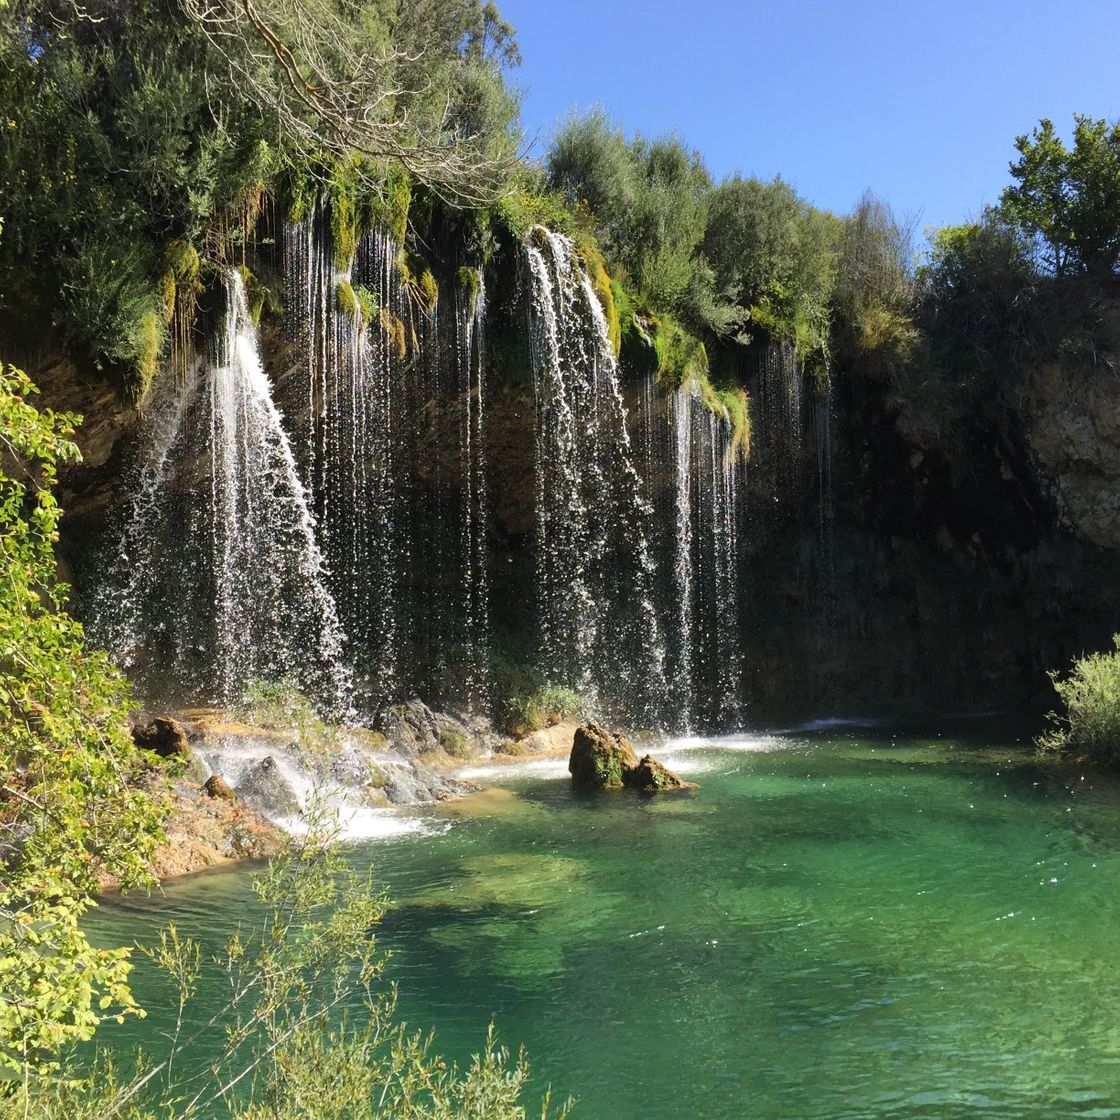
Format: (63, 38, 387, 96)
(90, 726, 1120, 1119)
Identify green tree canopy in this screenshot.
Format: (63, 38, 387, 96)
(1001, 115, 1120, 277)
(702, 174, 841, 357)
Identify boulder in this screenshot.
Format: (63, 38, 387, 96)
(203, 774, 236, 802)
(568, 722, 695, 793)
(568, 722, 639, 791)
(132, 716, 191, 759)
(234, 756, 301, 817)
(625, 754, 697, 792)
(382, 698, 480, 758)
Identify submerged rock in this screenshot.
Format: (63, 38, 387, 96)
(234, 755, 301, 817)
(568, 722, 695, 793)
(133, 716, 191, 759)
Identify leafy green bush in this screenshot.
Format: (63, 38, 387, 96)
(241, 678, 340, 764)
(1038, 636, 1120, 766)
(12, 822, 572, 1120)
(503, 685, 586, 737)
(0, 364, 167, 1080)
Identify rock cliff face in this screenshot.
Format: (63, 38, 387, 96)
(1028, 342, 1120, 550)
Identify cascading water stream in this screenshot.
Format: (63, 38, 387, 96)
(456, 273, 491, 711)
(90, 270, 350, 710)
(524, 227, 669, 726)
(286, 219, 493, 713)
(657, 380, 745, 730)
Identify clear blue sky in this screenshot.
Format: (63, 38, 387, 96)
(499, 0, 1120, 234)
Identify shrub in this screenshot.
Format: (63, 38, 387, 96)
(1037, 635, 1120, 766)
(16, 824, 572, 1120)
(0, 363, 167, 1082)
(241, 677, 339, 763)
(503, 685, 586, 737)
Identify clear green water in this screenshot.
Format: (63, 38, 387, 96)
(90, 725, 1120, 1118)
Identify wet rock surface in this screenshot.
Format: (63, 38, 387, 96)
(234, 756, 301, 817)
(568, 722, 695, 793)
(203, 774, 236, 801)
(381, 698, 495, 760)
(132, 716, 191, 759)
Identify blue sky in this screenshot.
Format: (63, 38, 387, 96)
(499, 0, 1120, 234)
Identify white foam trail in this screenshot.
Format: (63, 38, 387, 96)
(458, 757, 571, 781)
(663, 732, 790, 753)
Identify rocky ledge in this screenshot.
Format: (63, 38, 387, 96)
(568, 722, 696, 793)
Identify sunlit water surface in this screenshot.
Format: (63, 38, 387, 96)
(90, 725, 1120, 1118)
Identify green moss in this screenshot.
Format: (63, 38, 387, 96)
(379, 168, 411, 246)
(492, 187, 575, 242)
(336, 278, 357, 318)
(713, 385, 751, 464)
(126, 307, 164, 406)
(457, 265, 481, 309)
(439, 728, 472, 759)
(419, 267, 439, 311)
(398, 249, 439, 313)
(379, 308, 407, 359)
(159, 238, 201, 323)
(645, 310, 752, 464)
(277, 164, 317, 224)
(650, 312, 709, 387)
(330, 190, 359, 272)
(237, 265, 266, 325)
(573, 233, 620, 355)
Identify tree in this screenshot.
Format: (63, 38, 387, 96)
(702, 175, 841, 357)
(1001, 115, 1120, 277)
(546, 108, 635, 225)
(916, 209, 1035, 380)
(0, 0, 523, 400)
(546, 112, 727, 331)
(0, 364, 167, 1084)
(176, 0, 522, 206)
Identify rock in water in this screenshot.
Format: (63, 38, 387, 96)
(203, 774, 236, 801)
(568, 722, 639, 790)
(625, 754, 697, 792)
(132, 716, 191, 759)
(234, 756, 301, 817)
(568, 722, 695, 793)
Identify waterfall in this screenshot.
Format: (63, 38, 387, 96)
(91, 216, 757, 733)
(456, 273, 491, 711)
(654, 381, 745, 731)
(670, 386, 695, 729)
(285, 220, 492, 714)
(755, 342, 803, 502)
(523, 227, 668, 726)
(90, 270, 350, 710)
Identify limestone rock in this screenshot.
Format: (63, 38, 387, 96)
(234, 756, 301, 817)
(568, 722, 695, 793)
(133, 716, 191, 759)
(568, 722, 639, 791)
(203, 774, 236, 801)
(625, 754, 697, 792)
(381, 698, 492, 760)
(516, 721, 578, 756)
